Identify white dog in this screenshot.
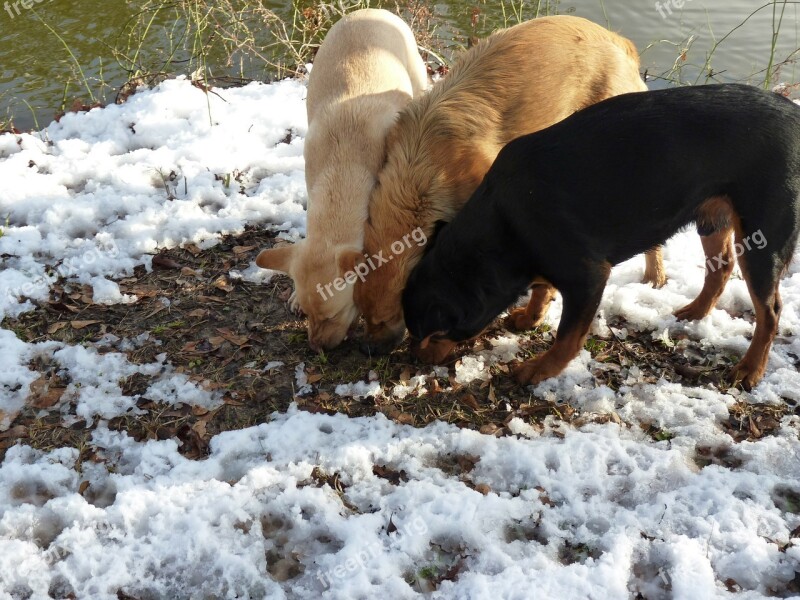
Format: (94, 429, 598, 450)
(256, 8, 428, 351)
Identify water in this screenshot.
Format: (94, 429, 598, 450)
(0, 1, 798, 130)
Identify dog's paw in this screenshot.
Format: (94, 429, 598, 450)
(674, 300, 710, 322)
(729, 360, 764, 392)
(512, 356, 562, 386)
(642, 271, 667, 289)
(504, 307, 535, 332)
(288, 290, 303, 315)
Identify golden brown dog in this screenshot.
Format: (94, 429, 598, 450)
(255, 9, 428, 351)
(353, 15, 662, 354)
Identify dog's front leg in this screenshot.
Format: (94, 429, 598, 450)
(514, 266, 609, 385)
(642, 246, 667, 288)
(505, 282, 557, 331)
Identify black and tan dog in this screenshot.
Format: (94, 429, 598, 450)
(402, 84, 800, 390)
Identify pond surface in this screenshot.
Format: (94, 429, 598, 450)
(0, 1, 798, 130)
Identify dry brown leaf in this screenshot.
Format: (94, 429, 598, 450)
(459, 393, 480, 411)
(474, 483, 491, 495)
(396, 413, 415, 425)
(207, 336, 227, 348)
(152, 254, 182, 269)
(182, 339, 219, 354)
(78, 481, 90, 495)
(31, 385, 65, 409)
(399, 367, 412, 383)
(748, 416, 762, 439)
(183, 243, 202, 256)
(215, 328, 249, 346)
(187, 308, 210, 318)
(534, 486, 556, 506)
(487, 385, 497, 404)
(213, 277, 234, 293)
(237, 368, 261, 377)
(383, 406, 401, 421)
(192, 420, 207, 437)
(307, 373, 323, 384)
(71, 320, 101, 330)
(0, 425, 27, 440)
(127, 287, 159, 298)
(47, 322, 69, 334)
(223, 396, 244, 406)
(233, 245, 257, 256)
(181, 267, 201, 278)
(479, 423, 499, 436)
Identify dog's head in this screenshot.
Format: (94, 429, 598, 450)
(402, 236, 502, 364)
(256, 241, 363, 351)
(401, 252, 481, 364)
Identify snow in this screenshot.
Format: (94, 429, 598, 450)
(0, 78, 799, 598)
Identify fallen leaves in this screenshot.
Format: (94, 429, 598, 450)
(28, 375, 66, 409)
(372, 464, 409, 485)
(724, 402, 787, 442)
(71, 320, 101, 330)
(213, 276, 234, 293)
(47, 322, 68, 334)
(215, 328, 249, 347)
(0, 425, 28, 450)
(152, 254, 182, 270)
(458, 393, 480, 411)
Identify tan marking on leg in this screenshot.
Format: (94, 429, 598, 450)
(512, 262, 611, 386)
(675, 228, 735, 321)
(731, 287, 780, 390)
(642, 246, 667, 288)
(505, 283, 558, 331)
(730, 219, 781, 390)
(513, 323, 592, 385)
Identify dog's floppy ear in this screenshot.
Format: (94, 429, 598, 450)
(335, 246, 365, 278)
(255, 244, 296, 274)
(419, 330, 448, 350)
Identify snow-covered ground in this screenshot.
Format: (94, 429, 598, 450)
(0, 78, 799, 599)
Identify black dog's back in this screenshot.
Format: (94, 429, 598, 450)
(488, 84, 800, 272)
